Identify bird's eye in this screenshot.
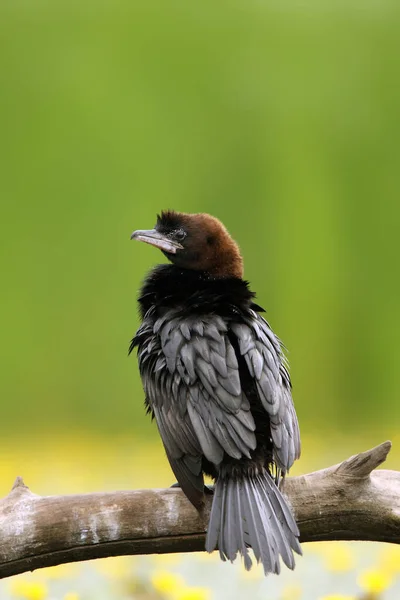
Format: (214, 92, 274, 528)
(174, 230, 186, 242)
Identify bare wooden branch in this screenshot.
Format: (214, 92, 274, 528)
(0, 441, 399, 579)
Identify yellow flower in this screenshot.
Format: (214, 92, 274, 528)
(151, 570, 185, 595)
(358, 569, 393, 594)
(379, 545, 400, 574)
(96, 556, 134, 578)
(9, 580, 48, 600)
(281, 584, 302, 600)
(42, 564, 79, 580)
(64, 594, 79, 600)
(151, 553, 182, 567)
(323, 543, 355, 572)
(175, 587, 211, 600)
(318, 596, 355, 600)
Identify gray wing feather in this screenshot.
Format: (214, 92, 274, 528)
(136, 311, 257, 506)
(166, 451, 204, 508)
(157, 316, 256, 462)
(231, 311, 301, 472)
(137, 304, 299, 501)
(187, 401, 225, 463)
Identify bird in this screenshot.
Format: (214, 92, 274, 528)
(129, 210, 301, 575)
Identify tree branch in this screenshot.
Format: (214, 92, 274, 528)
(1, 441, 399, 579)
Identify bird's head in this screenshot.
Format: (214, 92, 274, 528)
(131, 210, 243, 279)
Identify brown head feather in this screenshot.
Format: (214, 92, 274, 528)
(156, 211, 243, 279)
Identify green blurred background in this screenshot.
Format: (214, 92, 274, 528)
(1, 0, 399, 467)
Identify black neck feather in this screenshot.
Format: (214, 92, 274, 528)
(137, 264, 264, 319)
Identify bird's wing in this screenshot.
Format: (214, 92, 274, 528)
(134, 312, 257, 506)
(134, 316, 204, 508)
(230, 310, 301, 472)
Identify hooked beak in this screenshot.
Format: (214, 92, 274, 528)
(130, 229, 184, 254)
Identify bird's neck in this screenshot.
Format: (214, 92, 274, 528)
(138, 264, 263, 319)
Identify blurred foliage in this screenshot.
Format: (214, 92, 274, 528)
(0, 0, 399, 444)
(3, 543, 399, 600)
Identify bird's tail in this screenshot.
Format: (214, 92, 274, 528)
(205, 469, 302, 574)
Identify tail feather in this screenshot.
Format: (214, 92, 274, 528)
(260, 476, 302, 556)
(206, 469, 301, 575)
(217, 480, 228, 562)
(255, 474, 296, 569)
(251, 476, 286, 571)
(263, 476, 300, 537)
(233, 479, 252, 570)
(242, 477, 278, 573)
(223, 480, 239, 561)
(205, 479, 223, 551)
